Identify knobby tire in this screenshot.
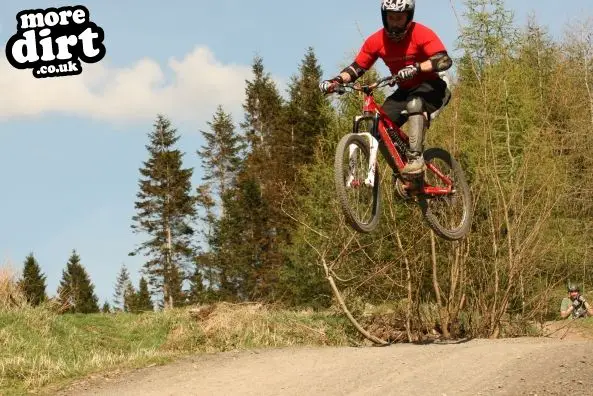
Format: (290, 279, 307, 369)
(334, 133, 381, 233)
(418, 148, 472, 241)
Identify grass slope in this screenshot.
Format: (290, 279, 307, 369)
(0, 303, 354, 395)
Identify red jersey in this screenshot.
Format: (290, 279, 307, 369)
(354, 22, 447, 89)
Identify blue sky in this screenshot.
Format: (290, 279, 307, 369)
(1, 0, 592, 307)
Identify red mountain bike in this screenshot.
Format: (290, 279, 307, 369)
(330, 75, 472, 241)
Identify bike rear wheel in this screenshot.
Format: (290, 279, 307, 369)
(334, 133, 381, 233)
(418, 148, 472, 241)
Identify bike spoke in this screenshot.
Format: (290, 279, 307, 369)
(342, 143, 375, 225)
(423, 158, 467, 232)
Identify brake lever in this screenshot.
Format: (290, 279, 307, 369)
(387, 77, 398, 87)
(335, 85, 347, 95)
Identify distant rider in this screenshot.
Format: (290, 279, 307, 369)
(560, 284, 593, 319)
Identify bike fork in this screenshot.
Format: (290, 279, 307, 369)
(346, 133, 379, 188)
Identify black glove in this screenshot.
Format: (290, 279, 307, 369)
(578, 295, 586, 303)
(397, 63, 420, 81)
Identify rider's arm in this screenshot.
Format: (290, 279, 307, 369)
(415, 51, 453, 74)
(339, 30, 380, 83)
(415, 25, 452, 74)
(331, 62, 367, 84)
(429, 51, 453, 72)
(560, 305, 573, 318)
(586, 301, 593, 316)
(560, 298, 573, 318)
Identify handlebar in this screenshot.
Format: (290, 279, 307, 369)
(332, 75, 401, 95)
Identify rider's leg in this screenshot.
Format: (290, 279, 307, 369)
(422, 78, 450, 119)
(401, 78, 450, 176)
(380, 91, 409, 175)
(383, 78, 449, 127)
(401, 97, 428, 175)
(381, 90, 408, 127)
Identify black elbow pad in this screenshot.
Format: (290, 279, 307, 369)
(341, 62, 366, 81)
(430, 52, 453, 72)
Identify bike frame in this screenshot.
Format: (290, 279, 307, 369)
(348, 78, 454, 196)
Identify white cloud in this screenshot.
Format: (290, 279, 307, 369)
(0, 45, 267, 125)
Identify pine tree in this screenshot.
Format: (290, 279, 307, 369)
(214, 177, 274, 301)
(187, 265, 204, 304)
(197, 105, 244, 207)
(135, 277, 153, 312)
(285, 47, 332, 168)
(123, 281, 137, 312)
(195, 184, 216, 240)
(18, 252, 47, 306)
(195, 106, 244, 298)
(240, 54, 294, 236)
(195, 184, 217, 293)
(113, 264, 132, 311)
(212, 55, 293, 302)
(241, 55, 285, 169)
(112, 266, 137, 313)
(167, 262, 186, 307)
(131, 114, 197, 309)
(101, 301, 111, 313)
(57, 250, 100, 313)
(249, 47, 333, 304)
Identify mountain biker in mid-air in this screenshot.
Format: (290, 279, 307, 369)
(320, 0, 453, 177)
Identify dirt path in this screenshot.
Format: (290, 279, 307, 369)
(57, 334, 593, 396)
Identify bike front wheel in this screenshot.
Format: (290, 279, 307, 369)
(418, 148, 472, 241)
(334, 133, 381, 233)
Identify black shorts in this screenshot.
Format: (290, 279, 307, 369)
(381, 78, 450, 127)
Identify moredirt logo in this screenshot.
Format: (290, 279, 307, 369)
(4, 5, 106, 78)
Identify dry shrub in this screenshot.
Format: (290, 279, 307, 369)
(0, 261, 27, 311)
(191, 302, 281, 351)
(167, 302, 351, 352)
(358, 300, 445, 343)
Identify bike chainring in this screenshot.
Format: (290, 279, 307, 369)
(394, 177, 411, 200)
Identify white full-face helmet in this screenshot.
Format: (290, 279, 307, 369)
(381, 0, 415, 41)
